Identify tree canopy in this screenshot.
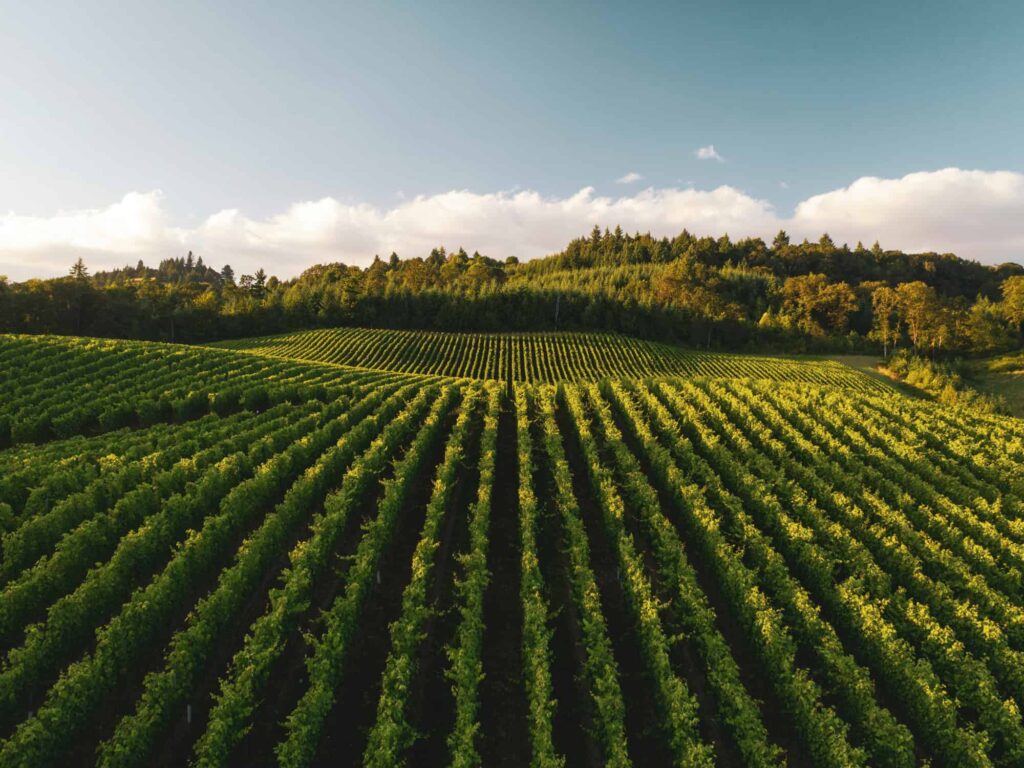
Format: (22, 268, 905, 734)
(1, 227, 1022, 356)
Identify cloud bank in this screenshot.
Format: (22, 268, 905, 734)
(790, 169, 1024, 261)
(1, 168, 1022, 281)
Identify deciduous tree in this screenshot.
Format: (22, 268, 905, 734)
(869, 285, 901, 358)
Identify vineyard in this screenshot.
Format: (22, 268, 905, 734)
(2, 330, 1024, 767)
(210, 327, 878, 388)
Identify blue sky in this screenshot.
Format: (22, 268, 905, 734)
(1, 0, 1022, 278)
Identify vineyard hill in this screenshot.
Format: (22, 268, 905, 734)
(1, 329, 1022, 767)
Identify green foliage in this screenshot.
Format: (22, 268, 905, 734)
(886, 351, 1007, 413)
(275, 387, 459, 768)
(560, 384, 715, 766)
(513, 385, 564, 768)
(101, 385, 418, 767)
(0, 333, 397, 445)
(443, 386, 499, 768)
(4, 330, 1024, 768)
(360, 385, 483, 767)
(215, 327, 881, 388)
(536, 387, 630, 767)
(3, 229, 1022, 356)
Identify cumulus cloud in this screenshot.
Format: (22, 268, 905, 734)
(0, 192, 185, 277)
(0, 185, 778, 280)
(695, 144, 725, 162)
(0, 168, 1022, 281)
(615, 171, 644, 184)
(790, 168, 1024, 262)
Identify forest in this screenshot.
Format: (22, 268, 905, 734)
(2, 227, 1023, 355)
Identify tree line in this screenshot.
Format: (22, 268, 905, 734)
(2, 228, 1023, 356)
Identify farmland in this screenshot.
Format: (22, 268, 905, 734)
(2, 329, 1024, 767)
(211, 328, 877, 388)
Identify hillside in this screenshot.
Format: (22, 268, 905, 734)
(210, 327, 881, 389)
(2, 330, 1024, 767)
(968, 352, 1024, 416)
(0, 334, 432, 446)
(5, 228, 1024, 363)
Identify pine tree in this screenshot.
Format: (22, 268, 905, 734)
(427, 247, 446, 268)
(69, 258, 89, 280)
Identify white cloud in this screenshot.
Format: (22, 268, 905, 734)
(695, 144, 724, 162)
(0, 186, 777, 280)
(0, 192, 184, 277)
(778, 181, 789, 189)
(791, 168, 1024, 262)
(616, 171, 643, 184)
(0, 168, 1022, 281)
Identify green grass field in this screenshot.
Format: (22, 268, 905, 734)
(968, 352, 1024, 416)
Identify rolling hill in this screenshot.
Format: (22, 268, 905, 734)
(210, 327, 879, 388)
(1, 329, 1022, 767)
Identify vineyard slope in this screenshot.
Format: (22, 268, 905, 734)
(2, 331, 1024, 767)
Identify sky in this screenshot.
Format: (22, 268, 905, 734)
(1, 0, 1023, 281)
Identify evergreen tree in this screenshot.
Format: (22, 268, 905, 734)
(69, 258, 89, 280)
(426, 247, 446, 268)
